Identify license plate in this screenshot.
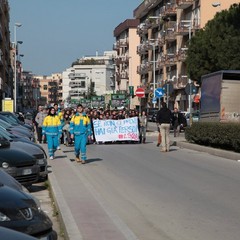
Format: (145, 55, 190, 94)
(23, 169, 32, 175)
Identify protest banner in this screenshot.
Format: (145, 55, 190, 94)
(92, 117, 139, 142)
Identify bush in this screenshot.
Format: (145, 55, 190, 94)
(185, 122, 240, 152)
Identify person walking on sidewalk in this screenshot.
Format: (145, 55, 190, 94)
(42, 107, 62, 160)
(156, 102, 172, 152)
(70, 104, 92, 164)
(35, 105, 47, 143)
(53, 103, 62, 150)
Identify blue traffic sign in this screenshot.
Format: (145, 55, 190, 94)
(152, 97, 157, 104)
(155, 88, 164, 98)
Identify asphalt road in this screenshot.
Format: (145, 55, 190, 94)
(46, 136, 240, 240)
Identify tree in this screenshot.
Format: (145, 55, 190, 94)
(186, 3, 240, 84)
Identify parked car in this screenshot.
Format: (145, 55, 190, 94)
(0, 118, 34, 141)
(0, 184, 57, 239)
(0, 111, 33, 131)
(0, 227, 37, 240)
(0, 169, 23, 191)
(0, 136, 40, 186)
(147, 108, 159, 122)
(0, 130, 48, 181)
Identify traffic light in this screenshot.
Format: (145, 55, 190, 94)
(129, 86, 134, 97)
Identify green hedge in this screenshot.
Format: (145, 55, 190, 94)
(185, 122, 240, 152)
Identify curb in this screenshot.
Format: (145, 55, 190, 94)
(175, 141, 240, 161)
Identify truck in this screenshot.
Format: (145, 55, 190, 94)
(200, 70, 240, 122)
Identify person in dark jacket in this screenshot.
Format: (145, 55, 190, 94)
(172, 107, 187, 137)
(156, 102, 172, 152)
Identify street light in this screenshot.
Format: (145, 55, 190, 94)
(14, 22, 22, 112)
(148, 40, 157, 108)
(212, 2, 221, 7)
(212, 2, 221, 12)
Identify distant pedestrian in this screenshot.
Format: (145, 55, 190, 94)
(156, 102, 172, 152)
(42, 107, 62, 160)
(172, 108, 187, 137)
(70, 104, 92, 164)
(35, 106, 47, 144)
(139, 110, 147, 143)
(53, 103, 62, 149)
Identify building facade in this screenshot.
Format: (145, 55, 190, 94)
(37, 73, 62, 107)
(0, 0, 12, 106)
(133, 0, 238, 111)
(113, 19, 141, 109)
(62, 51, 116, 107)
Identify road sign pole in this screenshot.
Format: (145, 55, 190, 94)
(189, 80, 192, 126)
(153, 44, 156, 108)
(166, 84, 169, 108)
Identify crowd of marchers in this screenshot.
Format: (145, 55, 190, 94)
(33, 102, 186, 159)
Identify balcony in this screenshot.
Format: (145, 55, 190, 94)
(137, 23, 148, 36)
(69, 81, 86, 88)
(137, 44, 148, 55)
(176, 0, 195, 9)
(156, 36, 165, 47)
(164, 21, 176, 42)
(156, 56, 165, 70)
(165, 53, 177, 66)
(68, 72, 86, 80)
(145, 17, 161, 29)
(177, 47, 188, 62)
(119, 38, 128, 48)
(69, 90, 85, 96)
(176, 20, 192, 36)
(137, 63, 150, 75)
(176, 75, 188, 88)
(113, 41, 120, 50)
(160, 3, 177, 17)
(120, 71, 129, 79)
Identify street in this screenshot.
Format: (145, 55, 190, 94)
(46, 135, 240, 240)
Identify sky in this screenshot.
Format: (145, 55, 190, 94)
(9, 0, 142, 76)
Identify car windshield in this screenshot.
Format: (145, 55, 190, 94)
(0, 119, 11, 128)
(0, 115, 17, 125)
(0, 112, 22, 124)
(0, 130, 11, 141)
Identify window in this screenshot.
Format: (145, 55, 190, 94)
(43, 85, 47, 90)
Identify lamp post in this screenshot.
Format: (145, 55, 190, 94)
(212, 2, 221, 12)
(148, 40, 157, 108)
(186, 21, 193, 125)
(14, 23, 22, 112)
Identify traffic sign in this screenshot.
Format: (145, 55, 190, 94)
(135, 88, 145, 98)
(155, 88, 164, 98)
(152, 97, 157, 104)
(185, 83, 197, 95)
(162, 83, 174, 95)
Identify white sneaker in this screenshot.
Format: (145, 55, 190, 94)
(57, 146, 61, 150)
(49, 156, 54, 160)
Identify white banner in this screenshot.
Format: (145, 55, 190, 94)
(93, 117, 139, 142)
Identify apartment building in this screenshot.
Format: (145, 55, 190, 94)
(0, 0, 12, 105)
(133, 0, 238, 111)
(62, 51, 116, 106)
(37, 73, 62, 106)
(113, 19, 141, 109)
